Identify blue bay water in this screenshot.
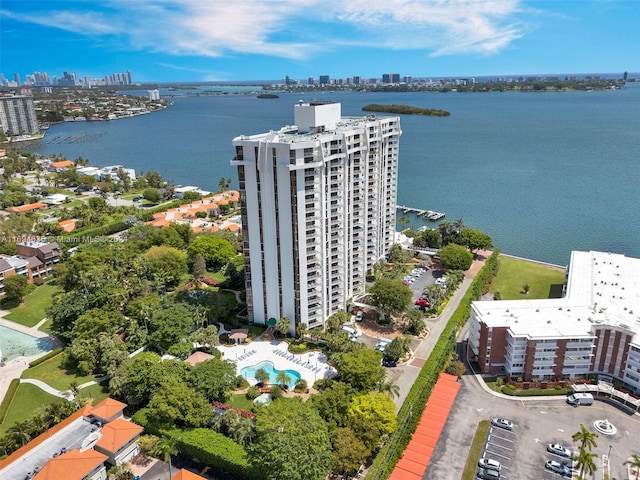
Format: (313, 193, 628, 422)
(26, 85, 640, 266)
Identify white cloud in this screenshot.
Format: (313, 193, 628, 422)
(3, 0, 529, 58)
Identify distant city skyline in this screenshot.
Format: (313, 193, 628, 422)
(1, 1, 638, 83)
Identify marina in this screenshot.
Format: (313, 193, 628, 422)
(396, 205, 446, 221)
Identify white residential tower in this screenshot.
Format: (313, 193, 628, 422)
(231, 102, 401, 333)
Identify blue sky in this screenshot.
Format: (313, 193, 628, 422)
(1, 1, 638, 83)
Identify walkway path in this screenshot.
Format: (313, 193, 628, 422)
(19, 378, 70, 398)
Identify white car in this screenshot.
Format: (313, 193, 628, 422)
(477, 458, 501, 471)
(547, 443, 572, 458)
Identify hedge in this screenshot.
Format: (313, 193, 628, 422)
(0, 379, 20, 423)
(132, 408, 260, 480)
(365, 249, 500, 480)
(29, 348, 63, 367)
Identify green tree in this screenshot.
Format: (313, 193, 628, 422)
(254, 367, 270, 386)
(187, 234, 236, 270)
(189, 324, 218, 348)
(2, 275, 28, 303)
(368, 278, 412, 320)
(572, 424, 598, 452)
(335, 349, 385, 392)
(403, 308, 425, 336)
(330, 427, 370, 477)
(437, 243, 473, 271)
(413, 228, 442, 249)
(188, 358, 238, 402)
(277, 317, 291, 337)
(387, 243, 410, 264)
(142, 245, 188, 289)
(147, 377, 211, 428)
(310, 382, 355, 431)
(575, 446, 598, 480)
(383, 336, 411, 362)
(192, 254, 206, 281)
(326, 310, 350, 333)
(250, 399, 332, 480)
(149, 304, 193, 349)
(445, 360, 466, 377)
(458, 228, 493, 252)
(348, 392, 397, 436)
(378, 381, 400, 399)
(142, 187, 161, 203)
(275, 370, 292, 389)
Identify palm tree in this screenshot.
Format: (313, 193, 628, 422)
(232, 417, 256, 445)
(378, 381, 401, 399)
(296, 322, 309, 341)
(254, 368, 270, 386)
(398, 215, 411, 231)
(277, 317, 291, 338)
(276, 370, 292, 389)
(572, 424, 598, 452)
(625, 454, 640, 480)
(157, 437, 178, 479)
(575, 446, 598, 479)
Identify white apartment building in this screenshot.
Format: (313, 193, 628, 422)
(0, 93, 39, 136)
(231, 102, 400, 333)
(469, 251, 640, 395)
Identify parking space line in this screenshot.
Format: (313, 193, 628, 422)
(488, 432, 515, 443)
(485, 441, 512, 452)
(483, 448, 510, 461)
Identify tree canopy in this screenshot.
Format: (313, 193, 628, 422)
(437, 243, 474, 271)
(335, 349, 385, 392)
(251, 399, 332, 480)
(368, 278, 412, 318)
(187, 234, 236, 270)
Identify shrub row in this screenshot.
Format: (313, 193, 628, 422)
(132, 408, 259, 480)
(0, 379, 20, 423)
(365, 249, 500, 480)
(501, 385, 569, 397)
(29, 348, 63, 368)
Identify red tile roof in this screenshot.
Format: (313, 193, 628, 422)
(89, 397, 126, 421)
(172, 468, 208, 480)
(33, 449, 107, 480)
(95, 418, 143, 453)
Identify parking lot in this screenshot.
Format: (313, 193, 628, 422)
(425, 368, 640, 480)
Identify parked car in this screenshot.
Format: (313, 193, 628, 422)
(477, 458, 501, 471)
(415, 298, 430, 307)
(545, 460, 572, 477)
(476, 467, 500, 480)
(547, 443, 572, 458)
(491, 418, 513, 430)
(355, 311, 364, 322)
(382, 357, 397, 367)
(478, 458, 501, 472)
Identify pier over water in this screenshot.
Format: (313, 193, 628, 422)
(396, 205, 445, 221)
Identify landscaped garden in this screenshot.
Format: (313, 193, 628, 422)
(21, 353, 101, 391)
(0, 383, 67, 435)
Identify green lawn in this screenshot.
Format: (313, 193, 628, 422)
(21, 354, 100, 391)
(4, 283, 59, 327)
(0, 383, 68, 435)
(461, 420, 491, 480)
(77, 381, 110, 405)
(228, 393, 256, 411)
(489, 256, 566, 300)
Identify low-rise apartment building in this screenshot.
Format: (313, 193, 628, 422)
(469, 251, 640, 395)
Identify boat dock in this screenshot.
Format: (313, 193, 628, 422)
(396, 205, 446, 221)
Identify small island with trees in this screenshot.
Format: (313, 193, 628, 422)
(257, 93, 279, 99)
(362, 104, 450, 116)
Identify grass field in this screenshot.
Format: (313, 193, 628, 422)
(4, 283, 59, 327)
(489, 256, 566, 300)
(21, 354, 100, 391)
(0, 383, 68, 435)
(228, 393, 256, 411)
(77, 381, 110, 405)
(461, 420, 491, 480)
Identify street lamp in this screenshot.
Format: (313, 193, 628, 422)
(608, 445, 612, 459)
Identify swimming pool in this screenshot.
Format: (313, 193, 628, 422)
(240, 360, 301, 388)
(0, 325, 58, 362)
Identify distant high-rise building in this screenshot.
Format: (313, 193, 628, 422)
(231, 102, 400, 332)
(0, 94, 39, 136)
(307, 77, 315, 85)
(147, 89, 160, 101)
(127, 70, 132, 85)
(319, 75, 330, 85)
(403, 76, 412, 84)
(13, 73, 21, 86)
(391, 73, 400, 83)
(353, 76, 361, 85)
(382, 73, 391, 83)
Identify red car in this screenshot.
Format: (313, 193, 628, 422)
(415, 298, 430, 307)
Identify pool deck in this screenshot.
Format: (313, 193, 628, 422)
(216, 339, 336, 386)
(0, 314, 59, 404)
